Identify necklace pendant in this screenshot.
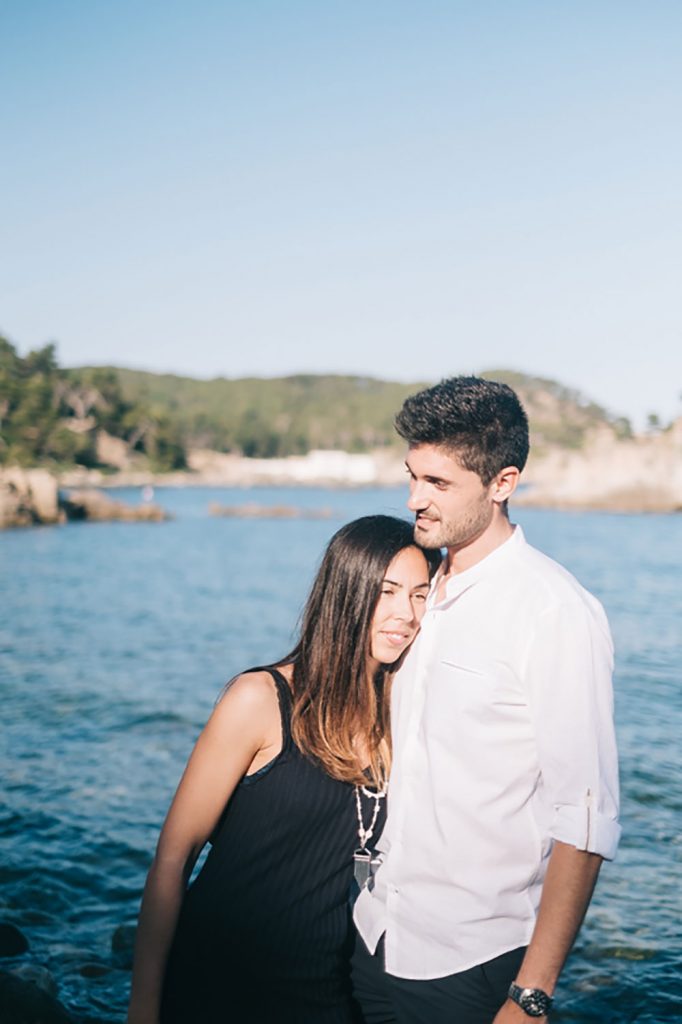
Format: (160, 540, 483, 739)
(353, 847, 372, 889)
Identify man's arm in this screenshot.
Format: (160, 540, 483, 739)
(492, 840, 602, 1023)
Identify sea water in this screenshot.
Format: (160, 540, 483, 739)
(1, 487, 680, 1022)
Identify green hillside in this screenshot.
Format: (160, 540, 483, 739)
(0, 334, 632, 469)
(85, 368, 430, 456)
(73, 365, 632, 457)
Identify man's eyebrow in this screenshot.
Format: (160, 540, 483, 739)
(405, 462, 452, 486)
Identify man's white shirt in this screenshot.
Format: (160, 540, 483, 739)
(354, 525, 620, 980)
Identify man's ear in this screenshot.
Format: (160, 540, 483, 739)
(490, 466, 520, 505)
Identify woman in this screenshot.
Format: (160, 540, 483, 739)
(127, 515, 439, 1024)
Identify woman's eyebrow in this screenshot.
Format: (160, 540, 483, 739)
(382, 579, 431, 589)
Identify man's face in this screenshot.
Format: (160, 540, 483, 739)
(405, 444, 495, 551)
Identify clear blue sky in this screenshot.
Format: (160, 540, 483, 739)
(2, 1, 681, 427)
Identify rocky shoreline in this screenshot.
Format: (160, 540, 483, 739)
(2, 421, 681, 528)
(0, 920, 135, 1024)
(0, 468, 169, 530)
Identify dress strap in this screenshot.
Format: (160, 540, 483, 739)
(267, 666, 294, 750)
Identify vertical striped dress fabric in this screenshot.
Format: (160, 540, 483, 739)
(160, 668, 385, 1024)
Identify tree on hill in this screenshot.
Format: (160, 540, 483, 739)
(0, 337, 186, 470)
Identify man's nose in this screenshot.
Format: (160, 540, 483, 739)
(407, 481, 427, 511)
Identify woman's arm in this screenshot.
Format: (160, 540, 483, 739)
(126, 672, 280, 1024)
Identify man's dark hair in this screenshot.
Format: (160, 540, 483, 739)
(395, 376, 530, 484)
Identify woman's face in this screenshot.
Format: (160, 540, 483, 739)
(368, 546, 431, 670)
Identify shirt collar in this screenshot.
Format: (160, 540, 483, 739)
(431, 524, 525, 605)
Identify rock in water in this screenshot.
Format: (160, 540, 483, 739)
(111, 923, 136, 969)
(0, 967, 73, 1023)
(9, 964, 58, 998)
(61, 489, 169, 522)
(78, 961, 111, 979)
(0, 468, 61, 528)
(0, 923, 29, 957)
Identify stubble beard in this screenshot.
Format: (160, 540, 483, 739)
(414, 498, 494, 551)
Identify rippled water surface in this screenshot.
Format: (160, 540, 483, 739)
(1, 488, 681, 1021)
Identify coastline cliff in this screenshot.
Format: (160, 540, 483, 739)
(58, 419, 682, 515)
(519, 419, 682, 513)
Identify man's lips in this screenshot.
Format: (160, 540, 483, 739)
(416, 512, 439, 526)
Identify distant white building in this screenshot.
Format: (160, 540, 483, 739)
(249, 449, 378, 484)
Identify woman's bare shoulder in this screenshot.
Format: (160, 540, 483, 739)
(216, 669, 279, 713)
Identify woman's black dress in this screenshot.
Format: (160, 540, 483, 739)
(160, 668, 384, 1024)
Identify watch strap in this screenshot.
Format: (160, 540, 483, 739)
(508, 981, 554, 1017)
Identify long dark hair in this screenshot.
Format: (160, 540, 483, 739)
(282, 515, 440, 789)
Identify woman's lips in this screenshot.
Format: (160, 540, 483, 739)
(381, 631, 411, 646)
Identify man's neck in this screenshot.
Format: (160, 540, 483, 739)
(444, 516, 515, 577)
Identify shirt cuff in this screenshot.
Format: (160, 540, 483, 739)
(550, 803, 622, 861)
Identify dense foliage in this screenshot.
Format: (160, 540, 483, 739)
(0, 337, 186, 470)
(88, 366, 632, 458)
(102, 368, 427, 457)
(0, 336, 633, 470)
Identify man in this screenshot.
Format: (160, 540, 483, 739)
(353, 377, 620, 1024)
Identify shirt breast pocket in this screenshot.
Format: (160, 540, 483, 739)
(429, 650, 526, 724)
(433, 658, 493, 719)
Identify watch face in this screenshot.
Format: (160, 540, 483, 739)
(508, 984, 553, 1017)
(519, 989, 551, 1016)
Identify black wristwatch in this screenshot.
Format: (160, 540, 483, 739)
(507, 982, 554, 1017)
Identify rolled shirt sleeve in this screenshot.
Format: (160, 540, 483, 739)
(523, 593, 621, 861)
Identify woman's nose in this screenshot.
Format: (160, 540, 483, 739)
(394, 593, 416, 622)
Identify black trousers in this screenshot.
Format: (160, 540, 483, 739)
(351, 934, 526, 1024)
